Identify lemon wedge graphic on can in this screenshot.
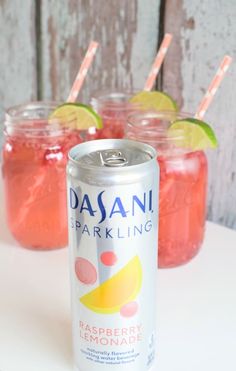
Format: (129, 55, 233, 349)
(80, 256, 142, 314)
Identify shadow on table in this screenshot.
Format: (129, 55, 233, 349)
(1, 297, 73, 368)
(25, 308, 73, 367)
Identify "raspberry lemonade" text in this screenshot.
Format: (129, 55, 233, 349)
(79, 321, 142, 346)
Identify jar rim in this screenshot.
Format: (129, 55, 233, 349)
(4, 101, 81, 136)
(90, 89, 141, 110)
(126, 110, 200, 155)
(5, 101, 61, 122)
(127, 109, 192, 123)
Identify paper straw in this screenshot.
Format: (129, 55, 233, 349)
(195, 55, 232, 119)
(144, 33, 173, 91)
(67, 41, 99, 102)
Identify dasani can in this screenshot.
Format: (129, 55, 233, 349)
(67, 139, 159, 371)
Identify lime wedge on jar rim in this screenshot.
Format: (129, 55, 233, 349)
(168, 118, 218, 150)
(49, 103, 103, 130)
(129, 91, 178, 112)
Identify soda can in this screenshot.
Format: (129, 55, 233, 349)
(67, 139, 159, 371)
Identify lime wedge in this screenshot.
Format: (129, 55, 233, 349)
(168, 118, 218, 150)
(49, 103, 103, 130)
(129, 91, 178, 112)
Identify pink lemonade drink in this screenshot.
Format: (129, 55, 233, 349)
(126, 111, 208, 268)
(89, 92, 139, 140)
(67, 139, 158, 371)
(2, 102, 83, 249)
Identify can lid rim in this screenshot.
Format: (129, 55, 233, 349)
(68, 139, 157, 171)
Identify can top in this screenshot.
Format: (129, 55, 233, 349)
(68, 139, 156, 170)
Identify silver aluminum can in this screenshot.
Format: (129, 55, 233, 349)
(67, 139, 159, 371)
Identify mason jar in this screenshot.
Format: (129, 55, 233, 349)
(126, 111, 208, 268)
(89, 91, 140, 140)
(2, 102, 83, 250)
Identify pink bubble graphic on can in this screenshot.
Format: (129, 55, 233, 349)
(75, 257, 97, 285)
(120, 301, 139, 317)
(100, 251, 117, 266)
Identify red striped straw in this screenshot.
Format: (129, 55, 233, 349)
(144, 33, 173, 91)
(67, 41, 99, 102)
(195, 55, 232, 119)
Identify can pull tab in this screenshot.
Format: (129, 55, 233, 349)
(99, 149, 128, 167)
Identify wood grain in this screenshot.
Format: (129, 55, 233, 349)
(163, 0, 236, 229)
(40, 0, 161, 103)
(162, 0, 184, 108)
(0, 0, 37, 130)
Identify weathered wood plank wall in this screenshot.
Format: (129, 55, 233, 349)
(0, 0, 37, 144)
(0, 0, 236, 230)
(40, 0, 161, 102)
(163, 0, 236, 229)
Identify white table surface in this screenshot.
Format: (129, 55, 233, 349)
(0, 182, 236, 371)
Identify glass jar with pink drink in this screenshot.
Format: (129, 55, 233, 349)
(126, 111, 208, 268)
(89, 91, 140, 139)
(2, 102, 83, 250)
